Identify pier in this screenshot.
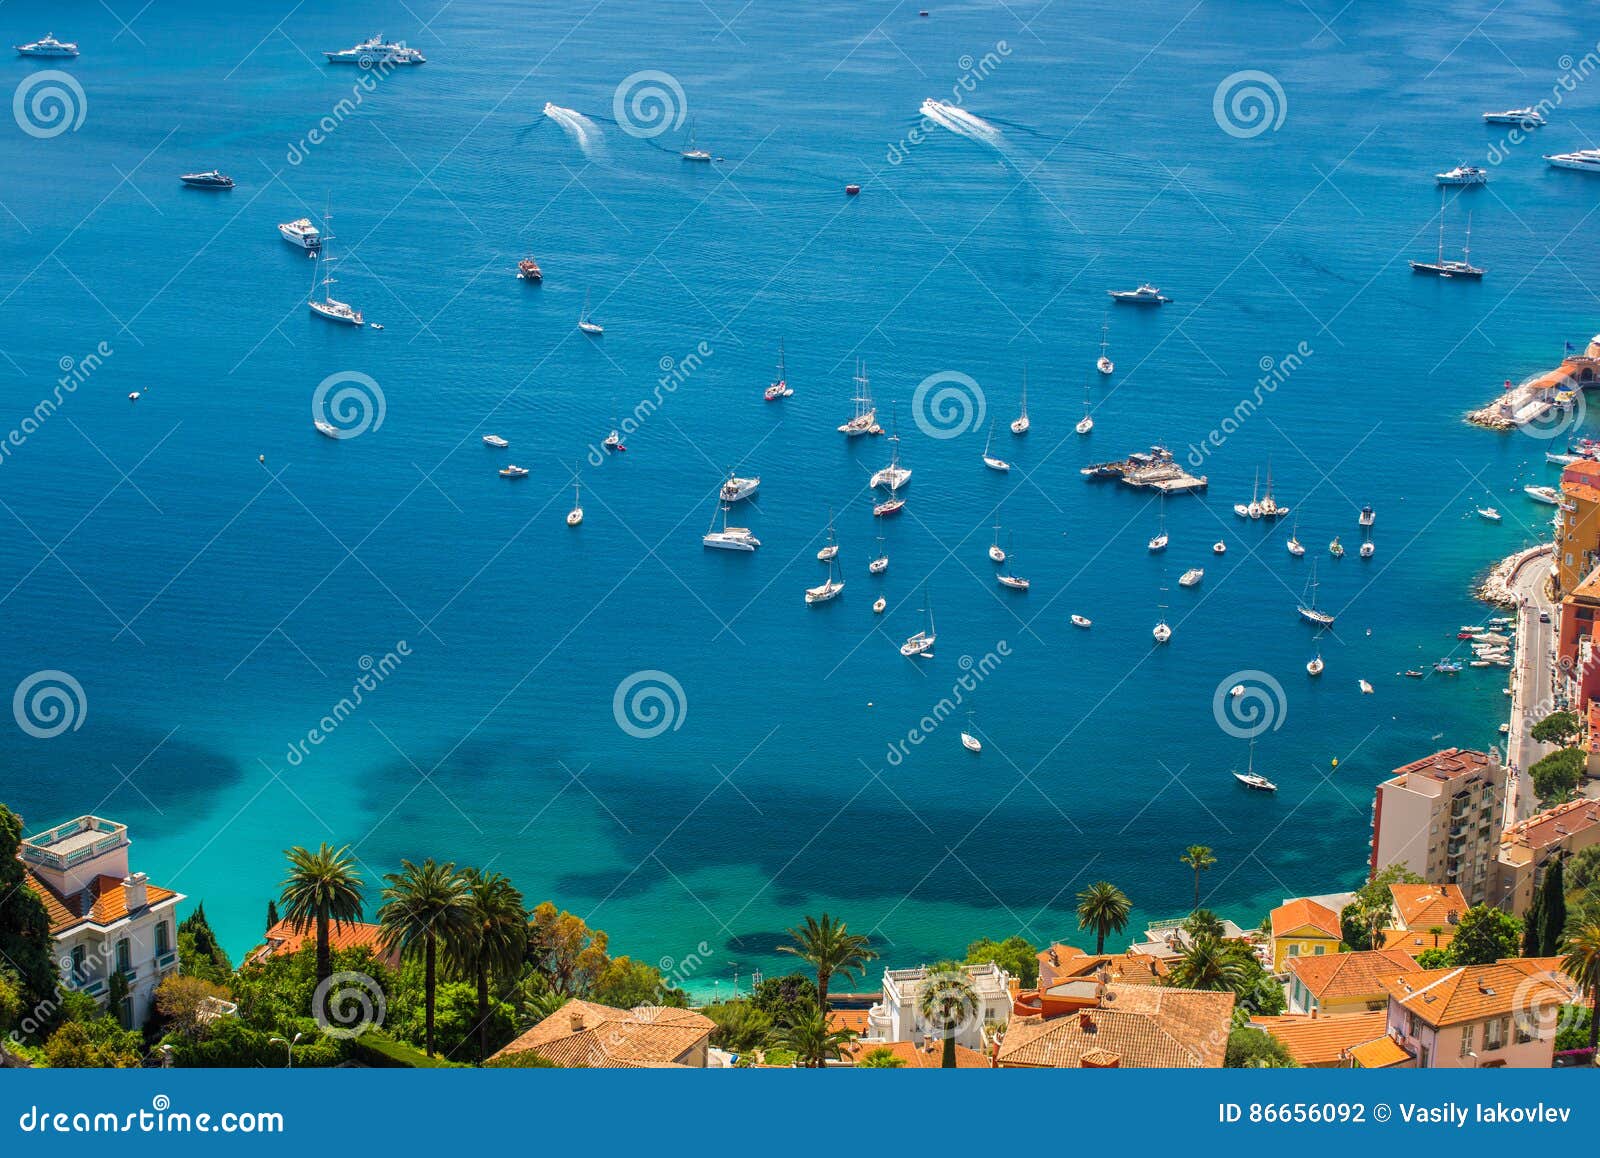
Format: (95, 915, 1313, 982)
(1080, 446, 1208, 494)
(1468, 336, 1600, 431)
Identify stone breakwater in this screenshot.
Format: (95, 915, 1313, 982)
(1479, 544, 1553, 607)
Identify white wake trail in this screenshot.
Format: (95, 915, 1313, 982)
(919, 98, 1004, 149)
(544, 102, 602, 158)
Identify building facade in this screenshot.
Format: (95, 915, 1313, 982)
(1369, 748, 1506, 903)
(1556, 460, 1600, 597)
(1380, 959, 1577, 1068)
(866, 962, 1016, 1049)
(1487, 798, 1600, 916)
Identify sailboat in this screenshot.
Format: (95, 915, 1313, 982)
(1410, 188, 1484, 278)
(1152, 583, 1172, 643)
(1234, 470, 1258, 518)
(899, 588, 936, 657)
(1286, 518, 1305, 556)
(868, 519, 888, 575)
(566, 479, 584, 526)
(702, 501, 760, 551)
(988, 517, 1006, 564)
(997, 534, 1029, 590)
(869, 405, 912, 490)
(982, 423, 1011, 471)
(680, 121, 712, 162)
(838, 360, 876, 435)
(1307, 651, 1324, 676)
(307, 212, 363, 326)
(1329, 536, 1345, 558)
(1075, 391, 1094, 435)
(1010, 368, 1030, 435)
(1259, 461, 1287, 517)
(817, 508, 840, 562)
(578, 289, 604, 335)
(1147, 496, 1168, 552)
(960, 713, 982, 752)
(806, 555, 845, 604)
(1297, 561, 1336, 626)
(764, 341, 792, 401)
(1232, 737, 1278, 792)
(1097, 319, 1114, 375)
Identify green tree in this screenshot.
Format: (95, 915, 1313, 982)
(1530, 748, 1585, 804)
(1568, 846, 1600, 895)
(1538, 859, 1568, 958)
(1167, 935, 1249, 992)
(0, 804, 58, 1025)
(1225, 1025, 1297, 1068)
(1180, 845, 1216, 911)
(965, 934, 1039, 986)
(42, 1015, 142, 1067)
(776, 913, 877, 1012)
(590, 956, 688, 1010)
(857, 1045, 907, 1068)
(153, 975, 231, 1040)
(1524, 886, 1546, 958)
(703, 1000, 773, 1052)
(749, 972, 817, 1021)
(767, 999, 855, 1068)
(1530, 710, 1582, 747)
(1076, 881, 1133, 954)
(1341, 864, 1424, 951)
(917, 966, 976, 1069)
(278, 843, 367, 992)
(378, 859, 471, 1057)
(1562, 917, 1600, 1052)
(1415, 948, 1451, 969)
(266, 899, 280, 931)
(177, 903, 233, 985)
(448, 868, 527, 1065)
(525, 902, 610, 996)
(1447, 905, 1522, 966)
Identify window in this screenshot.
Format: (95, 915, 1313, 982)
(115, 938, 131, 975)
(1459, 1024, 1475, 1058)
(70, 945, 86, 982)
(1287, 943, 1300, 957)
(1484, 1017, 1507, 1051)
(155, 921, 170, 955)
(1313, 945, 1326, 955)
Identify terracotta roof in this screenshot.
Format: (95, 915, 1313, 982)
(827, 1009, 871, 1036)
(1387, 883, 1467, 932)
(491, 999, 714, 1068)
(1251, 1012, 1388, 1067)
(1385, 748, 1493, 786)
(1383, 959, 1579, 1028)
(1380, 927, 1456, 954)
(845, 1039, 990, 1068)
(1270, 898, 1342, 941)
(1348, 1034, 1412, 1068)
(996, 985, 1234, 1068)
(21, 868, 179, 936)
(246, 918, 400, 968)
(1036, 943, 1167, 988)
(1501, 798, 1600, 853)
(1289, 949, 1418, 1002)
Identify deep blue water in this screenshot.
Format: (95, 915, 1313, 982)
(0, 0, 1591, 993)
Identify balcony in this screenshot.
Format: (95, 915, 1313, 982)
(19, 816, 128, 871)
(155, 951, 178, 972)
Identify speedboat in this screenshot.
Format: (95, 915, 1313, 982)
(1524, 484, 1560, 505)
(1477, 506, 1502, 522)
(1213, 541, 1226, 554)
(720, 473, 760, 503)
(279, 218, 322, 249)
(1434, 659, 1462, 674)
(1359, 679, 1374, 694)
(1436, 164, 1487, 186)
(1404, 669, 1424, 678)
(324, 34, 426, 65)
(1108, 283, 1170, 305)
(1359, 540, 1375, 558)
(1307, 654, 1324, 676)
(180, 170, 234, 189)
(314, 419, 340, 439)
(1179, 568, 1203, 587)
(1483, 107, 1544, 126)
(482, 434, 509, 448)
(1544, 150, 1600, 173)
(1071, 614, 1092, 628)
(499, 465, 529, 479)
(15, 33, 79, 57)
(517, 257, 542, 282)
(960, 731, 982, 753)
(1358, 504, 1375, 527)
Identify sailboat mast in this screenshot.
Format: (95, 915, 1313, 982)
(1437, 189, 1445, 264)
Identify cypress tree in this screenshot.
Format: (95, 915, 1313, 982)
(266, 899, 280, 931)
(0, 804, 59, 1029)
(1537, 858, 1567, 957)
(1523, 887, 1545, 957)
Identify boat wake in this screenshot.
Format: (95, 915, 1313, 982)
(543, 102, 602, 157)
(919, 98, 1004, 151)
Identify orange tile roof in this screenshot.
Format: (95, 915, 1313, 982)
(491, 999, 714, 1068)
(827, 1009, 871, 1036)
(1388, 883, 1467, 931)
(846, 1039, 990, 1068)
(1501, 798, 1600, 853)
(1382, 959, 1579, 1028)
(1348, 1034, 1412, 1068)
(1036, 943, 1167, 988)
(1251, 1011, 1389, 1067)
(247, 918, 400, 968)
(996, 985, 1234, 1068)
(1385, 748, 1493, 785)
(1288, 949, 1418, 1002)
(21, 868, 179, 936)
(1270, 898, 1342, 941)
(1380, 927, 1456, 954)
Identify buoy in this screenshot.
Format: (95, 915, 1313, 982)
(1331, 757, 1339, 768)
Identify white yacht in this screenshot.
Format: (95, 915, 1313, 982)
(982, 423, 1011, 471)
(720, 471, 760, 503)
(806, 558, 845, 604)
(1358, 504, 1375, 527)
(1359, 540, 1375, 558)
(324, 34, 426, 65)
(868, 523, 888, 575)
(899, 590, 936, 658)
(1436, 164, 1487, 186)
(869, 407, 912, 490)
(1075, 408, 1094, 435)
(1109, 283, 1170, 305)
(1153, 619, 1172, 644)
(1213, 541, 1227, 555)
(1477, 506, 1502, 522)
(1232, 739, 1277, 792)
(817, 509, 840, 562)
(1546, 149, 1600, 173)
(482, 434, 509, 448)
(579, 289, 603, 335)
(838, 361, 876, 435)
(307, 218, 363, 325)
(15, 33, 79, 57)
(602, 429, 622, 451)
(1179, 568, 1203, 587)
(314, 419, 340, 439)
(499, 465, 529, 479)
(1097, 319, 1114, 374)
(1483, 107, 1544, 126)
(873, 596, 886, 614)
(1147, 498, 1168, 552)
(1287, 519, 1306, 556)
(278, 218, 322, 250)
(703, 503, 760, 551)
(988, 518, 1006, 564)
(960, 722, 982, 753)
(1010, 369, 1030, 435)
(1071, 614, 1092, 628)
(680, 122, 712, 162)
(1297, 563, 1335, 627)
(1525, 484, 1560, 505)
(566, 481, 584, 526)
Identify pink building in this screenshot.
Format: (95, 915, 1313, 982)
(1376, 958, 1577, 1068)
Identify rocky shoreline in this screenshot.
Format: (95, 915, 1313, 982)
(1479, 543, 1554, 608)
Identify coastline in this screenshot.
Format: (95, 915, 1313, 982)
(1477, 543, 1553, 608)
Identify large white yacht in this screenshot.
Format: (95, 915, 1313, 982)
(1545, 149, 1600, 173)
(278, 218, 322, 250)
(15, 33, 79, 57)
(324, 34, 426, 65)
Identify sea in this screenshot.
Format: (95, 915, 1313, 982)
(0, 0, 1592, 997)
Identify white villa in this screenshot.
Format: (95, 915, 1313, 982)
(18, 815, 184, 1029)
(865, 961, 1016, 1049)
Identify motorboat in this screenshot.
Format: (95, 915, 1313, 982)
(324, 34, 426, 65)
(15, 33, 79, 57)
(499, 465, 529, 479)
(482, 434, 509, 448)
(1483, 107, 1544, 126)
(1179, 568, 1203, 587)
(1358, 504, 1375, 527)
(1071, 614, 1092, 628)
(180, 170, 234, 189)
(517, 257, 543, 282)
(1329, 536, 1345, 558)
(1436, 164, 1487, 186)
(314, 419, 340, 439)
(279, 218, 322, 249)
(1524, 485, 1560, 505)
(1477, 506, 1502, 522)
(1359, 540, 1375, 559)
(1108, 283, 1169, 305)
(720, 472, 760, 503)
(1213, 541, 1226, 555)
(1434, 659, 1463, 674)
(1544, 149, 1600, 173)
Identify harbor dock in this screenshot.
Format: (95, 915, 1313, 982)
(1468, 335, 1600, 430)
(1080, 445, 1208, 494)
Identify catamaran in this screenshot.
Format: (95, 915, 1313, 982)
(307, 215, 363, 325)
(838, 361, 877, 436)
(982, 423, 1011, 471)
(1010, 368, 1030, 435)
(1297, 562, 1335, 627)
(899, 589, 936, 657)
(870, 405, 912, 490)
(703, 502, 760, 551)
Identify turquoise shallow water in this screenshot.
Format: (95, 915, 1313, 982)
(0, 0, 1592, 994)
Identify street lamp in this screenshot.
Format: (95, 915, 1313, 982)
(268, 1032, 303, 1068)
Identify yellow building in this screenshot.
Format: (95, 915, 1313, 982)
(1268, 898, 1343, 973)
(1557, 460, 1600, 596)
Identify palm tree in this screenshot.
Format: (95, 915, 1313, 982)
(776, 913, 877, 1012)
(1561, 918, 1600, 1052)
(1076, 881, 1132, 954)
(768, 1000, 856, 1068)
(377, 858, 472, 1057)
(449, 868, 528, 1064)
(1168, 935, 1250, 993)
(1179, 845, 1217, 912)
(917, 968, 977, 1068)
(278, 844, 366, 988)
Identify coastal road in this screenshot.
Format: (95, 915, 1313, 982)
(1506, 550, 1557, 823)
